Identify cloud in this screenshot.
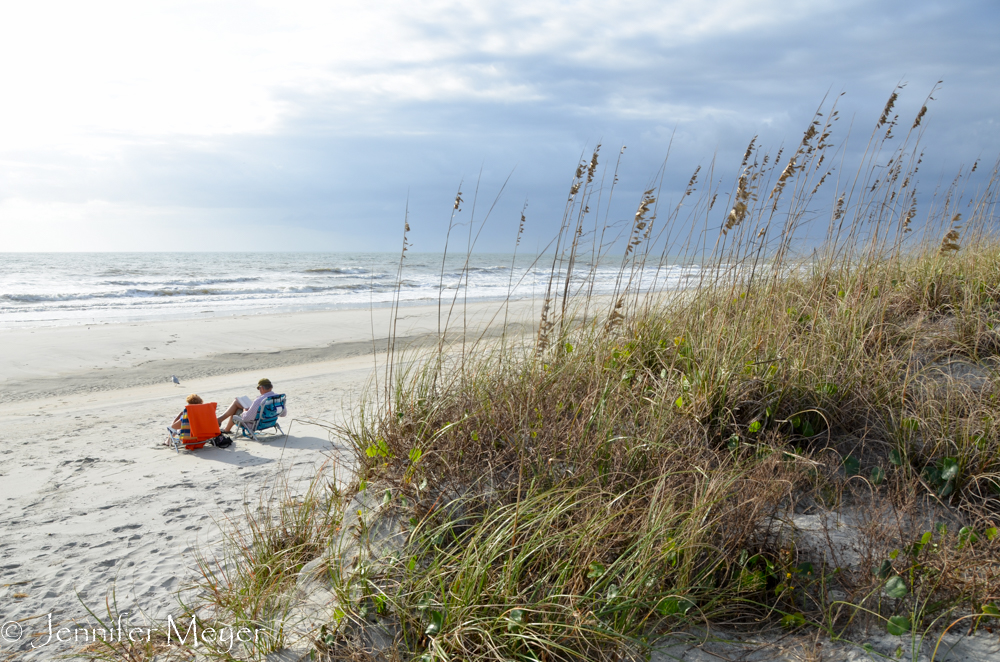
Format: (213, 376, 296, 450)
(0, 0, 997, 251)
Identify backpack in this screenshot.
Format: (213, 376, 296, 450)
(212, 434, 233, 449)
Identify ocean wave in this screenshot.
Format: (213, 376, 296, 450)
(303, 267, 369, 274)
(105, 276, 261, 287)
(0, 280, 432, 304)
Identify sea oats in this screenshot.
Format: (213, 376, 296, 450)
(586, 146, 600, 184)
(878, 90, 899, 128)
(940, 228, 960, 253)
(741, 137, 757, 168)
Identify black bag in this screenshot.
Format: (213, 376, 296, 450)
(213, 434, 233, 449)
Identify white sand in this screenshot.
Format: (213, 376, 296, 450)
(0, 299, 538, 659)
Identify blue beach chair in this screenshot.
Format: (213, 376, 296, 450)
(237, 394, 287, 441)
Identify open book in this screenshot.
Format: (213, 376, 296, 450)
(235, 395, 253, 409)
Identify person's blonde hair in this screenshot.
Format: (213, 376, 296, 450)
(186, 394, 203, 405)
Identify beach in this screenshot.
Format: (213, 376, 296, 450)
(0, 298, 538, 659)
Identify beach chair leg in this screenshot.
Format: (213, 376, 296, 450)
(167, 427, 180, 453)
(238, 421, 258, 442)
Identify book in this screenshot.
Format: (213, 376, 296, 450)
(236, 395, 253, 409)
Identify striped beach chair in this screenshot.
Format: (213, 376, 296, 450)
(166, 402, 222, 452)
(236, 394, 287, 442)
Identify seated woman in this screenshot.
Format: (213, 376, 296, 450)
(169, 394, 205, 442)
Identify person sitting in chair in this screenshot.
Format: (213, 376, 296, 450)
(217, 378, 287, 433)
(166, 394, 203, 444)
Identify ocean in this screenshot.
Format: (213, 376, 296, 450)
(0, 252, 699, 328)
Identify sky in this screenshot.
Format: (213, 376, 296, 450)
(0, 0, 997, 253)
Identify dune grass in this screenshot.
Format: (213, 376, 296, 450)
(120, 88, 1000, 661)
(339, 246, 1000, 661)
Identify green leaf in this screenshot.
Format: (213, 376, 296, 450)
(507, 608, 525, 631)
(911, 531, 933, 556)
(425, 610, 444, 636)
(843, 455, 861, 476)
(749, 420, 762, 434)
(889, 449, 904, 466)
(781, 613, 806, 629)
(887, 615, 911, 636)
(365, 438, 390, 458)
(655, 596, 694, 616)
(587, 562, 606, 579)
(901, 418, 919, 432)
(940, 457, 959, 481)
(408, 447, 423, 463)
(986, 527, 998, 541)
(982, 603, 1000, 617)
(383, 489, 392, 506)
(674, 395, 684, 408)
(564, 341, 574, 353)
(606, 584, 620, 600)
(408, 556, 417, 572)
(871, 467, 886, 485)
(875, 559, 893, 579)
(739, 568, 767, 591)
(958, 526, 979, 547)
(885, 575, 908, 599)
(818, 382, 839, 395)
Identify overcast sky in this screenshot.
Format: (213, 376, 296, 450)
(0, 0, 997, 252)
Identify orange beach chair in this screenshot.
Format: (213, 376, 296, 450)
(166, 402, 223, 452)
